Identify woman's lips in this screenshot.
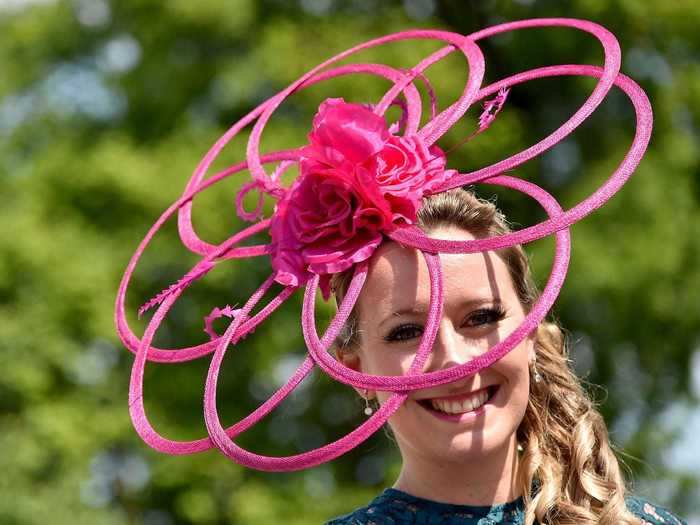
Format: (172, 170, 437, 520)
(416, 385, 500, 422)
(422, 384, 495, 404)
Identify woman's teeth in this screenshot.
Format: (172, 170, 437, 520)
(430, 389, 490, 414)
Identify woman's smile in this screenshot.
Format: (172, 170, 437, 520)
(416, 384, 501, 421)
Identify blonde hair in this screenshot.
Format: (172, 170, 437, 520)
(330, 189, 640, 525)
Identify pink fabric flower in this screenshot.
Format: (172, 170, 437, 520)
(304, 98, 390, 168)
(270, 98, 453, 299)
(270, 170, 386, 298)
(364, 136, 451, 224)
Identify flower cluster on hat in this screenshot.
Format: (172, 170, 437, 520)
(269, 97, 455, 300)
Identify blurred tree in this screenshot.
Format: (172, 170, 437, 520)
(0, 0, 698, 523)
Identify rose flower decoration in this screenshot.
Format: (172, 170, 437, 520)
(269, 98, 454, 299)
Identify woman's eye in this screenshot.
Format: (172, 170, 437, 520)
(384, 307, 506, 343)
(385, 324, 423, 342)
(466, 307, 506, 327)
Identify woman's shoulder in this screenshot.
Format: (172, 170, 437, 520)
(324, 488, 689, 525)
(323, 487, 526, 524)
(323, 489, 391, 525)
(323, 511, 371, 525)
(624, 494, 688, 525)
(322, 495, 393, 525)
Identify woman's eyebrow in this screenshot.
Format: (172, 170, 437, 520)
(378, 298, 502, 328)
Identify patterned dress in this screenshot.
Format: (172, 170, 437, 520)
(324, 487, 688, 525)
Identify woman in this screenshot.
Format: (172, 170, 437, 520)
(117, 20, 688, 525)
(325, 189, 686, 524)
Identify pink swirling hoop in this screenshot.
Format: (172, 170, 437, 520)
(301, 175, 570, 393)
(115, 18, 653, 471)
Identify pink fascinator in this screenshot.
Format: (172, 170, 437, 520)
(115, 18, 652, 472)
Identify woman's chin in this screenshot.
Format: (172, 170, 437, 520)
(434, 427, 515, 460)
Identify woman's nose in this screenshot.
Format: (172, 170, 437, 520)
(424, 320, 479, 372)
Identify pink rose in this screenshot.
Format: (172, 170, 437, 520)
(270, 170, 387, 299)
(364, 136, 451, 224)
(304, 98, 390, 169)
(269, 98, 453, 298)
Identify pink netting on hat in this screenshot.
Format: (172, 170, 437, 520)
(115, 18, 652, 471)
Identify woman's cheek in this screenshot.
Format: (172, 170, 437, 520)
(373, 347, 414, 370)
(369, 354, 420, 405)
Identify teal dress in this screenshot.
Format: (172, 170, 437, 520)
(325, 487, 688, 524)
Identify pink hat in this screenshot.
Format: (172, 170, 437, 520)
(115, 18, 652, 472)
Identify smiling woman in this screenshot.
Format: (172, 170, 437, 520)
(111, 16, 692, 525)
(327, 189, 686, 525)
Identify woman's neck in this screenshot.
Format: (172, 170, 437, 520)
(391, 433, 523, 507)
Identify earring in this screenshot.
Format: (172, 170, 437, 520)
(363, 389, 373, 416)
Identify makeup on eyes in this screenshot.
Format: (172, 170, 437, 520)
(382, 303, 507, 343)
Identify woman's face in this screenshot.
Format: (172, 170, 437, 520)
(339, 224, 535, 464)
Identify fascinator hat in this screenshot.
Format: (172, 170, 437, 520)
(115, 18, 652, 472)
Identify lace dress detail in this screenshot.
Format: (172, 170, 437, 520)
(324, 488, 688, 524)
(625, 496, 688, 525)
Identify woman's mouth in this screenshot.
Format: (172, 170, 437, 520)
(416, 385, 500, 422)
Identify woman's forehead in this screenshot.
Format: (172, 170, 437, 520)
(358, 226, 517, 314)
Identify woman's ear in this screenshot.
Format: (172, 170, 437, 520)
(527, 332, 537, 364)
(527, 325, 539, 361)
(334, 347, 369, 398)
(335, 348, 360, 370)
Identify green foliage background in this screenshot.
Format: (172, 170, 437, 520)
(1, 0, 699, 523)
